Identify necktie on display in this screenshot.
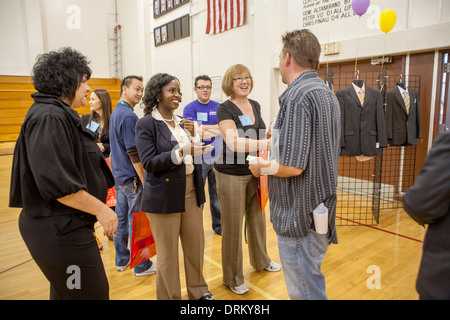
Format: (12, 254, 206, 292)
(402, 90, 410, 114)
(358, 89, 365, 105)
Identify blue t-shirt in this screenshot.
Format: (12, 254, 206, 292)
(109, 101, 139, 185)
(183, 99, 222, 159)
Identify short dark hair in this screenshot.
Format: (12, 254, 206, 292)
(281, 29, 321, 70)
(194, 75, 212, 87)
(142, 73, 180, 116)
(32, 47, 92, 104)
(120, 75, 143, 96)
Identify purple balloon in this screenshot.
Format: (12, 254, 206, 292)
(352, 0, 370, 16)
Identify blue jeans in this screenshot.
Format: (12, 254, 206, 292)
(114, 179, 152, 274)
(201, 159, 221, 234)
(277, 231, 329, 300)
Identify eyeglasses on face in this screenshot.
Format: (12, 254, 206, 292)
(196, 86, 212, 90)
(233, 76, 252, 84)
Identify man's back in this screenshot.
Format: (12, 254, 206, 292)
(269, 70, 341, 243)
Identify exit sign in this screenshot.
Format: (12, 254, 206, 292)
(323, 42, 340, 56)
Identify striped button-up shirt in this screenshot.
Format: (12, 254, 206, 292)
(268, 71, 341, 244)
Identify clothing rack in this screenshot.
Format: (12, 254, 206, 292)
(324, 70, 421, 226)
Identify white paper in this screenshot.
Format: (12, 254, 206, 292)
(313, 203, 328, 235)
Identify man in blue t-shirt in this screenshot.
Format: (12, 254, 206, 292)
(109, 75, 155, 276)
(183, 75, 222, 235)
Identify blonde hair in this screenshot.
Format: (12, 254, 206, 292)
(221, 64, 254, 97)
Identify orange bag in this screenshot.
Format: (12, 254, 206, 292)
(130, 211, 157, 268)
(256, 150, 269, 213)
(106, 187, 116, 207)
(103, 158, 116, 207)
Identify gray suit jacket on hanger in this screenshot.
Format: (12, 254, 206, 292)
(385, 87, 421, 146)
(336, 84, 388, 156)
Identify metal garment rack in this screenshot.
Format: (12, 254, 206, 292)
(109, 0, 122, 79)
(324, 67, 420, 226)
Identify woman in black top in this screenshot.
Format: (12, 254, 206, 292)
(214, 64, 280, 295)
(81, 89, 112, 158)
(9, 47, 117, 300)
(82, 89, 113, 248)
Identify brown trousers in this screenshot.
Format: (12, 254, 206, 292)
(214, 169, 271, 286)
(146, 174, 209, 300)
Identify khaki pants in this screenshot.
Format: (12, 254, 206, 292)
(147, 174, 208, 300)
(214, 169, 271, 286)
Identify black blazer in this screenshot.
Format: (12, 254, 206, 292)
(385, 87, 421, 146)
(403, 132, 450, 299)
(135, 114, 205, 214)
(336, 84, 388, 156)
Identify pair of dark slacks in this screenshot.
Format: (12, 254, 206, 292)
(146, 174, 209, 300)
(19, 212, 109, 300)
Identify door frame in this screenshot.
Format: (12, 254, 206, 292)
(433, 49, 450, 140)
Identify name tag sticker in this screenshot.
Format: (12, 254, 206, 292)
(197, 112, 208, 122)
(238, 115, 253, 126)
(86, 121, 100, 132)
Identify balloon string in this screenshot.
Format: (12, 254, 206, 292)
(327, 20, 330, 68)
(381, 33, 387, 73)
(355, 16, 361, 77)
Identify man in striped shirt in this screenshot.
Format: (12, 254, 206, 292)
(249, 29, 340, 300)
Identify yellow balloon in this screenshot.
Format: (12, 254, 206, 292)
(379, 9, 397, 33)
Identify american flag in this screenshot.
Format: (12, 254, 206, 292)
(206, 0, 246, 35)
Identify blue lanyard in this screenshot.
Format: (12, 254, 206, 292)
(118, 100, 133, 111)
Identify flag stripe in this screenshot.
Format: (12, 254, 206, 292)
(206, 0, 246, 34)
(206, 0, 212, 34)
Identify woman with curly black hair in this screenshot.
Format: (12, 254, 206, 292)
(9, 47, 118, 300)
(135, 73, 213, 300)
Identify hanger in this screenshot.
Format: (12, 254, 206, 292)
(353, 70, 364, 88)
(396, 74, 407, 90)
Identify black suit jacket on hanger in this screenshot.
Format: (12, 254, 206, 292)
(385, 87, 421, 146)
(336, 84, 388, 156)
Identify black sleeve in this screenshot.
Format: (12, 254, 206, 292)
(404, 132, 450, 225)
(26, 115, 86, 201)
(216, 101, 235, 123)
(135, 116, 180, 174)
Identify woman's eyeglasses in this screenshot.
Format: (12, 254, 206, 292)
(233, 76, 252, 84)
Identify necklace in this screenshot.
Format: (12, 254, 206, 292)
(162, 116, 175, 123)
(161, 115, 176, 128)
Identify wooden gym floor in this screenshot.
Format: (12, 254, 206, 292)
(0, 154, 425, 300)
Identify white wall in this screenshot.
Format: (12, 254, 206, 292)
(0, 0, 43, 75)
(0, 0, 111, 78)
